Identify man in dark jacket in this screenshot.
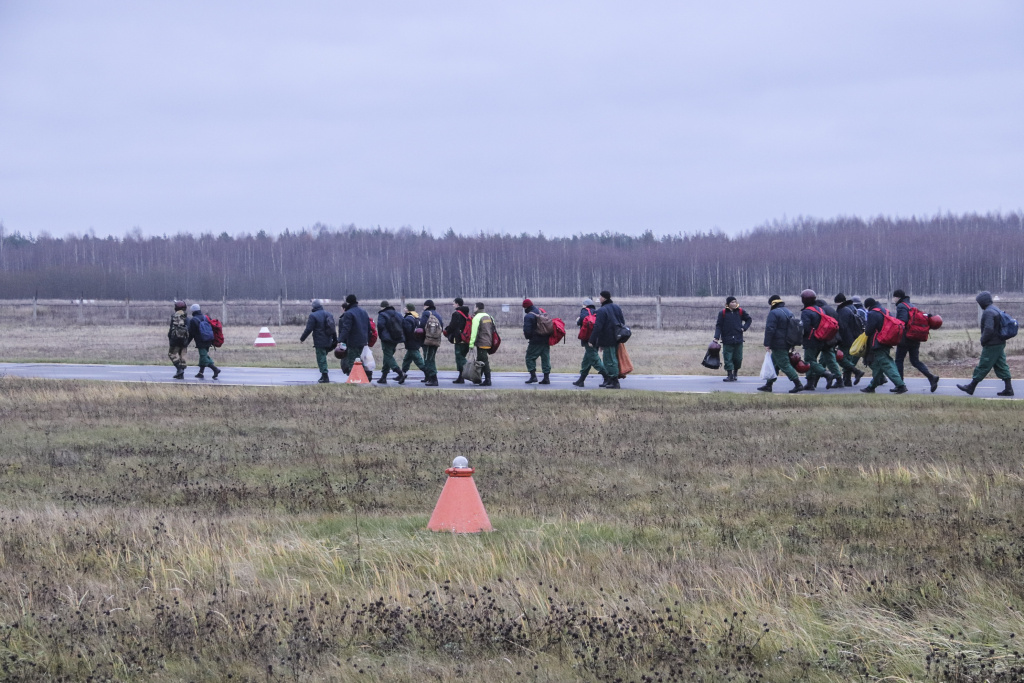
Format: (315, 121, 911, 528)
(588, 291, 626, 389)
(522, 298, 552, 384)
(713, 296, 752, 382)
(400, 303, 426, 383)
(798, 289, 838, 390)
(337, 294, 371, 379)
(300, 299, 337, 383)
(833, 293, 866, 386)
(375, 301, 406, 385)
(572, 297, 606, 387)
(859, 297, 907, 393)
(419, 300, 444, 386)
(757, 295, 803, 393)
(958, 291, 1014, 396)
(185, 303, 221, 379)
(447, 298, 471, 384)
(892, 289, 940, 392)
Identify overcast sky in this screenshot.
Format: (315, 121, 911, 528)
(0, 2, 1021, 238)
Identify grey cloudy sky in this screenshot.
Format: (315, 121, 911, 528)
(1, 1, 1021, 238)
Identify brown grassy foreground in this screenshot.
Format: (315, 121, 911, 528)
(2, 323, 1020, 378)
(0, 381, 1023, 681)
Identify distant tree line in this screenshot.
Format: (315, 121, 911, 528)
(0, 212, 1022, 300)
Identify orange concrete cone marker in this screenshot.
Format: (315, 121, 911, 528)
(346, 358, 370, 384)
(427, 457, 493, 533)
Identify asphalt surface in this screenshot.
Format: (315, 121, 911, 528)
(0, 362, 1017, 399)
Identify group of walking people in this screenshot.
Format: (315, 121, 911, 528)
(712, 289, 1015, 397)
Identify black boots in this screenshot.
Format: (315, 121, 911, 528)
(756, 379, 773, 392)
(928, 375, 940, 393)
(195, 370, 204, 379)
(481, 369, 492, 386)
(211, 365, 221, 380)
(889, 384, 908, 394)
(853, 368, 865, 385)
(957, 380, 979, 395)
(602, 378, 621, 389)
(318, 372, 330, 384)
(377, 370, 389, 384)
(396, 370, 407, 385)
(723, 370, 737, 382)
(823, 372, 836, 389)
(860, 384, 876, 393)
(453, 372, 466, 384)
(572, 371, 588, 387)
(366, 371, 373, 382)
(999, 380, 1014, 397)
(599, 373, 611, 388)
(804, 377, 817, 391)
(425, 376, 439, 387)
(173, 364, 185, 380)
(539, 373, 550, 385)
(842, 370, 852, 387)
(525, 371, 538, 384)
(789, 379, 804, 393)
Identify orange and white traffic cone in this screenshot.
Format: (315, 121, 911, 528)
(427, 457, 493, 533)
(346, 359, 370, 384)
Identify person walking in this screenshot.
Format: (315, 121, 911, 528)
(859, 297, 908, 393)
(337, 294, 371, 380)
(419, 299, 445, 386)
(299, 299, 337, 383)
(186, 303, 221, 379)
(713, 296, 752, 382)
(400, 303, 427, 383)
(469, 301, 496, 386)
(572, 298, 606, 387)
(447, 298, 472, 383)
(375, 300, 406, 385)
(833, 293, 866, 386)
(756, 295, 803, 393)
(522, 298, 552, 384)
(167, 300, 189, 380)
(799, 289, 839, 390)
(892, 289, 940, 392)
(958, 291, 1014, 396)
(589, 290, 626, 389)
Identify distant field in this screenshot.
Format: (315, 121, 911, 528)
(1, 322, 1021, 379)
(0, 380, 1022, 681)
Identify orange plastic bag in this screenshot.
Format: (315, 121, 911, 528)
(616, 343, 633, 378)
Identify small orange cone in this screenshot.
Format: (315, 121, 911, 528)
(346, 358, 370, 384)
(428, 457, 493, 533)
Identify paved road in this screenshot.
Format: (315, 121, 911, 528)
(0, 362, 1017, 399)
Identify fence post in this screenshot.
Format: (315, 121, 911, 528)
(125, 296, 130, 322)
(33, 291, 37, 323)
(656, 295, 662, 330)
(79, 293, 84, 324)
(278, 290, 283, 327)
(222, 294, 227, 325)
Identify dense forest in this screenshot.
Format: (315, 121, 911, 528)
(0, 213, 1021, 299)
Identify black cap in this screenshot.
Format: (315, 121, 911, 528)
(864, 297, 878, 309)
(725, 296, 736, 305)
(345, 294, 358, 305)
(834, 293, 847, 304)
(893, 289, 906, 300)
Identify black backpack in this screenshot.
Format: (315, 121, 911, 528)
(785, 315, 802, 348)
(386, 312, 403, 341)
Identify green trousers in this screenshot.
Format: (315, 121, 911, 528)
(580, 345, 606, 376)
(602, 346, 619, 379)
(454, 342, 470, 374)
(315, 347, 329, 373)
(380, 342, 401, 374)
(805, 344, 841, 380)
(476, 347, 491, 374)
(722, 343, 743, 373)
(868, 347, 905, 388)
(402, 348, 425, 374)
(422, 345, 439, 378)
(837, 345, 861, 371)
(197, 348, 214, 369)
(972, 343, 1012, 382)
(525, 342, 551, 374)
(767, 348, 800, 383)
(341, 344, 365, 375)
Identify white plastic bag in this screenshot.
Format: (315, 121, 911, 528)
(759, 351, 777, 381)
(360, 345, 376, 372)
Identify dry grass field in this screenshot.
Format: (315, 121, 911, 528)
(0, 379, 1023, 680)
(2, 323, 1022, 378)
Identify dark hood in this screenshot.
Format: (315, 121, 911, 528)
(977, 291, 993, 309)
(311, 302, 323, 312)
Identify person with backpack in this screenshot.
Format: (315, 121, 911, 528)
(756, 295, 803, 393)
(375, 300, 406, 385)
(833, 293, 866, 386)
(522, 298, 552, 384)
(166, 300, 190, 380)
(851, 296, 869, 325)
(337, 294, 371, 380)
(185, 303, 221, 379)
(859, 297, 908, 394)
(797, 289, 839, 390)
(400, 303, 427, 383)
(572, 297, 606, 387)
(713, 296, 752, 382)
(299, 299, 338, 383)
(892, 289, 940, 392)
(469, 301, 496, 386)
(957, 291, 1015, 396)
(419, 299, 445, 387)
(447, 298, 472, 384)
(589, 290, 626, 389)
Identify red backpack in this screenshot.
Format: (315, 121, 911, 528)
(902, 303, 930, 342)
(810, 306, 839, 344)
(461, 318, 473, 344)
(873, 308, 905, 346)
(368, 319, 378, 347)
(578, 310, 597, 340)
(207, 316, 225, 348)
(549, 317, 566, 346)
